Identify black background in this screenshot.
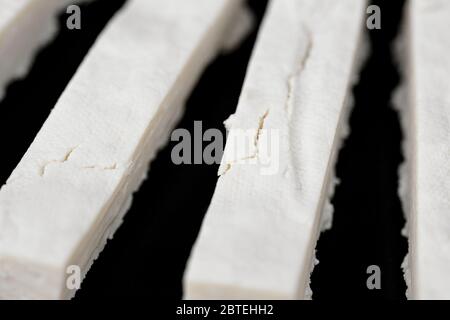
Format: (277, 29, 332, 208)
(0, 0, 408, 300)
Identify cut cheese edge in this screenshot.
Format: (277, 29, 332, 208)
(0, 0, 247, 299)
(0, 0, 91, 100)
(397, 0, 450, 300)
(184, 0, 367, 300)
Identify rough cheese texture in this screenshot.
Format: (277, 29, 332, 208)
(397, 0, 450, 300)
(184, 0, 366, 300)
(0, 0, 91, 100)
(0, 0, 246, 299)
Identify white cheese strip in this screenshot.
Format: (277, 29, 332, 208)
(0, 0, 90, 100)
(0, 0, 245, 299)
(397, 0, 450, 300)
(184, 0, 367, 299)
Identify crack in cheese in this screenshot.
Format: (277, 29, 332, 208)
(184, 0, 367, 300)
(0, 0, 247, 299)
(397, 0, 450, 300)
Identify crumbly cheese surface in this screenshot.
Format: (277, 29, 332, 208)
(184, 0, 366, 299)
(0, 0, 243, 299)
